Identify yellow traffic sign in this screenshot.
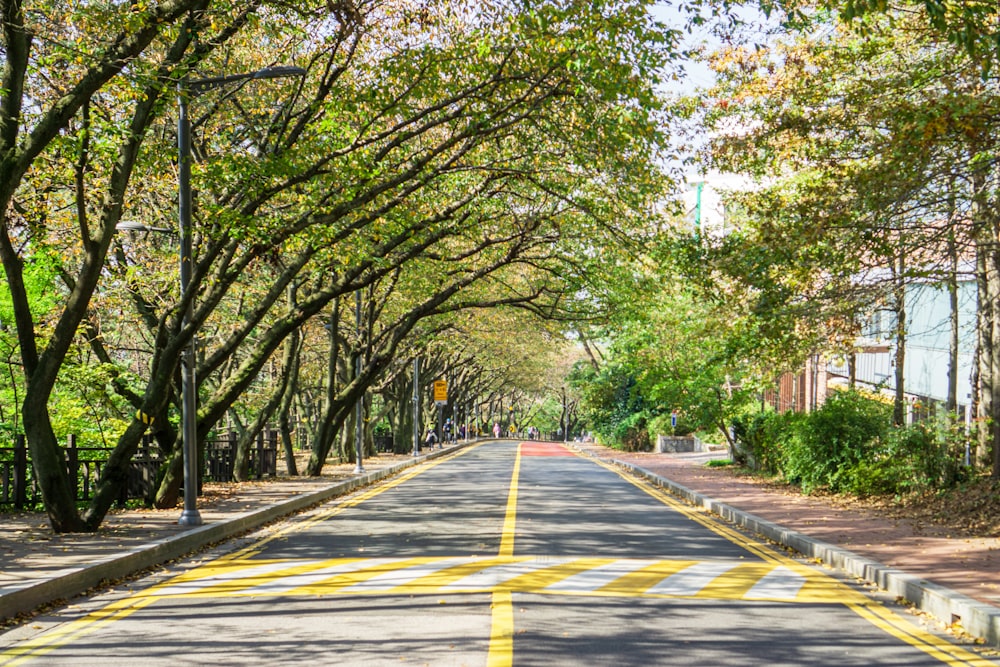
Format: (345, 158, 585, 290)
(433, 379, 448, 404)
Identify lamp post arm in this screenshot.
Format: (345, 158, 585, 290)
(187, 66, 307, 96)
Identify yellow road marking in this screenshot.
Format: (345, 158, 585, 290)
(113, 555, 830, 601)
(596, 559, 697, 596)
(0, 445, 483, 665)
(395, 557, 503, 591)
(487, 590, 514, 667)
(848, 602, 996, 667)
(695, 562, 784, 599)
(0, 596, 157, 666)
(504, 557, 615, 593)
(224, 443, 484, 562)
(489, 442, 522, 667)
(290, 557, 433, 596)
(597, 455, 994, 666)
(498, 444, 522, 558)
(4, 443, 992, 667)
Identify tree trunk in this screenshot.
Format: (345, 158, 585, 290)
(975, 239, 992, 465)
(310, 301, 341, 470)
(154, 447, 184, 509)
(278, 327, 302, 476)
(21, 403, 85, 532)
(892, 250, 907, 427)
(971, 147, 996, 473)
(233, 366, 288, 481)
(990, 238, 1000, 478)
(946, 246, 960, 416)
(946, 192, 960, 417)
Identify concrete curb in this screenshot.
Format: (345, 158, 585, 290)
(1, 443, 468, 622)
(611, 458, 1000, 648)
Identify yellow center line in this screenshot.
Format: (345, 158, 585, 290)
(6, 443, 991, 667)
(487, 590, 514, 667)
(498, 444, 522, 558)
(488, 442, 523, 667)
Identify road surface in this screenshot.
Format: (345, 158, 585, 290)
(2, 441, 995, 666)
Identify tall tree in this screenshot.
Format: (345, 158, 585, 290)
(697, 5, 1000, 474)
(10, 0, 679, 531)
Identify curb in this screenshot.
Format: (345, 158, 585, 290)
(612, 458, 1000, 648)
(1, 443, 468, 623)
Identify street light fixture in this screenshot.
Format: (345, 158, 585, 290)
(175, 66, 305, 527)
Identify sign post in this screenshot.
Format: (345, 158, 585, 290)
(433, 380, 447, 447)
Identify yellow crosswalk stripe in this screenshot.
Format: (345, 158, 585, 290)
(141, 556, 824, 602)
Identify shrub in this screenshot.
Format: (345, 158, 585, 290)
(619, 414, 652, 452)
(731, 409, 798, 474)
(647, 412, 694, 441)
(842, 422, 970, 496)
(782, 389, 890, 493)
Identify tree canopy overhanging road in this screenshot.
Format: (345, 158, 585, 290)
(0, 0, 997, 601)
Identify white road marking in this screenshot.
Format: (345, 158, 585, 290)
(337, 558, 470, 592)
(440, 558, 573, 591)
(154, 560, 321, 596)
(644, 561, 742, 596)
(239, 558, 412, 595)
(542, 560, 660, 592)
(743, 566, 807, 600)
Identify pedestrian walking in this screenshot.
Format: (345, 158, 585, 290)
(492, 422, 501, 438)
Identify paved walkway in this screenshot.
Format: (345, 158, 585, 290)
(1, 440, 998, 645)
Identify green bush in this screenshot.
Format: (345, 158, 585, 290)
(731, 409, 798, 474)
(842, 422, 970, 496)
(720, 389, 972, 497)
(618, 413, 651, 452)
(914, 422, 971, 489)
(782, 389, 891, 493)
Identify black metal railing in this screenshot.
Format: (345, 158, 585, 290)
(0, 434, 166, 510)
(1, 428, 279, 510)
(203, 429, 278, 482)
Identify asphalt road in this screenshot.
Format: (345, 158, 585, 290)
(2, 441, 996, 666)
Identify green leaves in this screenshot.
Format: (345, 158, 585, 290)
(836, 0, 999, 72)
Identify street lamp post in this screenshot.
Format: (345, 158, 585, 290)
(354, 290, 364, 475)
(176, 66, 305, 527)
(412, 357, 420, 456)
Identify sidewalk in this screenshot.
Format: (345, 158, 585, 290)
(2, 440, 998, 647)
